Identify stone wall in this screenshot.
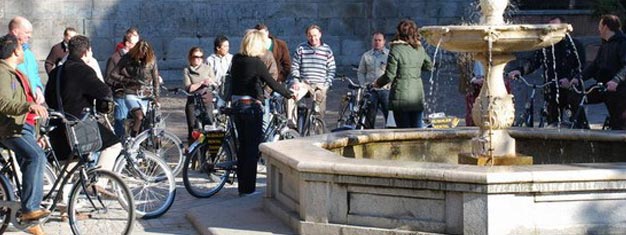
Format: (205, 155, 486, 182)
(0, 1, 602, 119)
(0, 0, 471, 76)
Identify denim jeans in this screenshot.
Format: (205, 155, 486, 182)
(0, 124, 46, 212)
(365, 89, 390, 129)
(232, 103, 263, 194)
(393, 111, 424, 128)
(113, 97, 128, 138)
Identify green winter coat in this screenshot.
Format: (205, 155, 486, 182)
(376, 40, 433, 112)
(0, 60, 32, 139)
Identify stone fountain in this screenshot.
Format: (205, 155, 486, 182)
(260, 1, 626, 234)
(419, 0, 571, 165)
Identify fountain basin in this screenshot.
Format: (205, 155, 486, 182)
(419, 24, 572, 53)
(261, 129, 626, 235)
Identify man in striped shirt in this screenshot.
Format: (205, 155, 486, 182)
(287, 24, 336, 128)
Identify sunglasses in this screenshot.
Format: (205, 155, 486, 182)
(192, 55, 204, 59)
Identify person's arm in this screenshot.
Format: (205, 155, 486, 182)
(420, 46, 433, 71)
(357, 53, 367, 85)
(277, 40, 291, 82)
(44, 44, 58, 74)
(152, 63, 160, 100)
(290, 46, 302, 81)
(325, 48, 336, 86)
(0, 71, 31, 115)
(375, 50, 397, 88)
(83, 69, 113, 101)
(257, 61, 292, 98)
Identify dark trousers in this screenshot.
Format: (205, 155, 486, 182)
(365, 89, 389, 129)
(394, 111, 424, 128)
(185, 97, 214, 143)
(570, 84, 626, 130)
(233, 103, 263, 194)
(545, 87, 574, 124)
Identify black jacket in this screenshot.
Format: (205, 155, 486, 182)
(522, 37, 586, 82)
(229, 54, 292, 100)
(45, 57, 118, 159)
(581, 31, 626, 84)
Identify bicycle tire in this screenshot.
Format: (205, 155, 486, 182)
(336, 99, 353, 128)
(113, 150, 176, 219)
(306, 117, 327, 136)
(183, 142, 234, 198)
(132, 128, 184, 177)
(0, 174, 14, 234)
(68, 169, 135, 235)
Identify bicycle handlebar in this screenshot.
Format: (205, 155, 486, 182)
(335, 75, 369, 90)
(161, 84, 215, 97)
(513, 74, 553, 89)
(570, 82, 606, 95)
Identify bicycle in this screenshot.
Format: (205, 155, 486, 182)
(182, 105, 237, 198)
(263, 95, 300, 142)
(566, 83, 608, 129)
(295, 85, 328, 136)
(513, 75, 553, 127)
(0, 110, 135, 235)
(127, 87, 185, 177)
(103, 115, 176, 219)
(333, 75, 372, 131)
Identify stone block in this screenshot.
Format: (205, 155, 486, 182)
(319, 2, 366, 19)
(91, 37, 116, 62)
(166, 37, 201, 60)
(84, 20, 114, 39)
(341, 39, 366, 57)
(372, 0, 398, 18)
(273, 3, 319, 19)
(92, 1, 118, 19)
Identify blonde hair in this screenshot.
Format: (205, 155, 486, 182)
(239, 29, 268, 57)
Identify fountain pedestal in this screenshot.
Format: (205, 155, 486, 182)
(458, 53, 534, 165)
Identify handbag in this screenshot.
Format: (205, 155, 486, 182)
(55, 65, 103, 155)
(65, 117, 102, 154)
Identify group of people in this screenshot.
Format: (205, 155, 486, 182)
(461, 15, 626, 130)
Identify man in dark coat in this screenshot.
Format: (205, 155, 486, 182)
(45, 35, 121, 171)
(571, 14, 626, 130)
(44, 27, 76, 74)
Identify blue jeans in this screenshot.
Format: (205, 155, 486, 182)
(393, 111, 424, 128)
(113, 97, 128, 138)
(366, 89, 390, 129)
(0, 124, 46, 212)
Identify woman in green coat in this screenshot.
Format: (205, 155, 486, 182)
(374, 19, 433, 128)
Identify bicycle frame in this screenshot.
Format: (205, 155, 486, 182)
(513, 75, 552, 127)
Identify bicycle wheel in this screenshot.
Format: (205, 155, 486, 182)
(0, 174, 14, 234)
(182, 142, 234, 198)
(336, 99, 353, 128)
(132, 129, 184, 177)
(306, 117, 327, 136)
(68, 169, 135, 235)
(113, 151, 176, 219)
(40, 164, 57, 212)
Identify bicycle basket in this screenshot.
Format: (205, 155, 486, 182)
(66, 117, 102, 154)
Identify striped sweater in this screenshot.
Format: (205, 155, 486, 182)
(291, 42, 336, 85)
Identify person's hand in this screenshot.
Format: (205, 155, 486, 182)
(559, 78, 571, 89)
(371, 82, 380, 89)
(29, 104, 48, 119)
(507, 70, 521, 80)
(37, 136, 48, 149)
(291, 82, 300, 91)
(570, 78, 580, 87)
(471, 77, 484, 86)
(34, 88, 45, 105)
(607, 80, 619, 92)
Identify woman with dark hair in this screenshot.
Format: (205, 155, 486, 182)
(229, 29, 293, 196)
(182, 47, 216, 142)
(374, 19, 433, 128)
(108, 40, 160, 136)
(206, 35, 233, 85)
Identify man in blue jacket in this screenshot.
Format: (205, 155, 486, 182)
(9, 16, 44, 105)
